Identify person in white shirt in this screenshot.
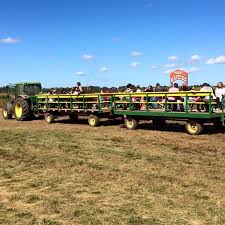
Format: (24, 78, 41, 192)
(136, 85, 142, 93)
(200, 83, 216, 112)
(215, 82, 225, 110)
(200, 83, 216, 99)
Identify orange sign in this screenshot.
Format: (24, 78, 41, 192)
(170, 70, 188, 85)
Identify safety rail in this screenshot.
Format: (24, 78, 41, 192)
(31, 91, 224, 116)
(30, 93, 113, 113)
(112, 91, 220, 114)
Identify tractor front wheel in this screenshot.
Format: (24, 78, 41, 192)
(185, 120, 203, 135)
(2, 102, 13, 120)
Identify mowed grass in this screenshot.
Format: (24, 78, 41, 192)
(0, 118, 225, 225)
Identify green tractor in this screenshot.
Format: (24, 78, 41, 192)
(2, 82, 42, 120)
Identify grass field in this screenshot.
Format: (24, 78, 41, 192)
(0, 115, 225, 225)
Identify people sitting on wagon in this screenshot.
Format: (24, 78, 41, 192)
(215, 82, 225, 110)
(140, 85, 153, 110)
(154, 83, 163, 92)
(130, 85, 140, 106)
(180, 82, 189, 110)
(60, 88, 67, 94)
(86, 85, 94, 93)
(136, 85, 142, 93)
(71, 82, 83, 94)
(48, 89, 56, 102)
(190, 86, 202, 112)
(101, 87, 111, 108)
(144, 85, 154, 92)
(142, 85, 163, 109)
(133, 85, 142, 109)
(168, 83, 184, 111)
(152, 83, 163, 109)
(181, 82, 188, 91)
(125, 83, 133, 93)
(200, 83, 216, 112)
(124, 84, 141, 110)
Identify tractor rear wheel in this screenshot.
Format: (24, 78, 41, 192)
(124, 117, 138, 130)
(2, 102, 13, 119)
(45, 113, 55, 124)
(14, 97, 30, 121)
(88, 114, 100, 127)
(185, 120, 203, 135)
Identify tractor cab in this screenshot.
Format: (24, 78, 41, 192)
(15, 82, 42, 97)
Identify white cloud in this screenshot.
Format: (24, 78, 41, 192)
(76, 71, 85, 76)
(164, 69, 173, 74)
(177, 67, 188, 71)
(151, 65, 157, 69)
(164, 63, 176, 68)
(188, 67, 201, 73)
(130, 51, 143, 57)
(81, 54, 95, 61)
(190, 54, 201, 63)
(130, 62, 140, 68)
(0, 37, 20, 44)
(99, 67, 109, 72)
(168, 56, 178, 61)
(206, 55, 225, 64)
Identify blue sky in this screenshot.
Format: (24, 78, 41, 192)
(0, 0, 225, 87)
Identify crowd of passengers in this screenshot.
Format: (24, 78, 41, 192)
(47, 81, 225, 112)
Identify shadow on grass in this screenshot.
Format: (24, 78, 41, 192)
(55, 117, 124, 127)
(137, 122, 225, 135)
(36, 116, 225, 135)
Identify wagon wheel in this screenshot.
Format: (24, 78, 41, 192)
(88, 114, 100, 127)
(124, 117, 138, 130)
(45, 113, 55, 124)
(185, 120, 203, 135)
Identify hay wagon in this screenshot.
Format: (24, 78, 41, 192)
(25, 91, 225, 135)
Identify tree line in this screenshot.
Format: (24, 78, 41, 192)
(0, 84, 205, 95)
